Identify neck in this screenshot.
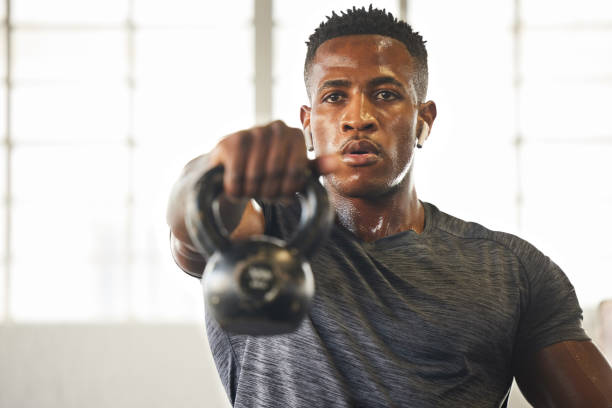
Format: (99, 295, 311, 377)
(328, 178, 424, 242)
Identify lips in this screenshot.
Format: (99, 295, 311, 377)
(340, 139, 381, 166)
(341, 139, 380, 155)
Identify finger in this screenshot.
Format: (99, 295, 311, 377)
(261, 122, 290, 199)
(243, 126, 270, 197)
(281, 140, 309, 196)
(223, 132, 251, 198)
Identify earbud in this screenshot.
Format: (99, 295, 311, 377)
(304, 127, 314, 152)
(417, 122, 429, 149)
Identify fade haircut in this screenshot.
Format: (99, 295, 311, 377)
(304, 5, 429, 102)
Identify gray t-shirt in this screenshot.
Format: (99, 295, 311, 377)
(204, 201, 589, 407)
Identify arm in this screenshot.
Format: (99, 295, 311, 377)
(166, 120, 338, 277)
(515, 340, 612, 407)
(166, 151, 265, 277)
(168, 198, 264, 277)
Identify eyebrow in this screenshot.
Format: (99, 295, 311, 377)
(316, 76, 405, 95)
(369, 76, 405, 89)
(317, 79, 351, 95)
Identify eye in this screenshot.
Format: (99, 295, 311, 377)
(374, 90, 399, 101)
(322, 92, 345, 103)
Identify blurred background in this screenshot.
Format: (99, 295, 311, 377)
(0, 0, 610, 406)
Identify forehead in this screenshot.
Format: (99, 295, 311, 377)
(309, 34, 416, 89)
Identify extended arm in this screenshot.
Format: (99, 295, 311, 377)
(166, 152, 265, 276)
(515, 340, 612, 407)
(165, 120, 338, 277)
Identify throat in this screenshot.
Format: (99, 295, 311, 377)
(333, 195, 425, 242)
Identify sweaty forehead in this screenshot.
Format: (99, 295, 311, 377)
(309, 34, 416, 90)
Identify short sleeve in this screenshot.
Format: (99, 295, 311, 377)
(513, 242, 590, 361)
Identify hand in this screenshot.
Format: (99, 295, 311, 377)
(209, 120, 339, 200)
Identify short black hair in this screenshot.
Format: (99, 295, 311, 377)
(304, 5, 428, 102)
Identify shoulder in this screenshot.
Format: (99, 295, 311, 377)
(424, 202, 566, 284)
(426, 202, 541, 260)
(425, 203, 585, 345)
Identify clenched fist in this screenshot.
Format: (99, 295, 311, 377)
(209, 120, 338, 200)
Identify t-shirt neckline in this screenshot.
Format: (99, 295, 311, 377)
(333, 200, 436, 250)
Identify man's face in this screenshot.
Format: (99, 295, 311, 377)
(302, 34, 429, 198)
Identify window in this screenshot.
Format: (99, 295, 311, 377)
(1, 0, 610, 322)
(2, 0, 253, 321)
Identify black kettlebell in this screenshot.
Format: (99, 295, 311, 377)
(185, 165, 333, 335)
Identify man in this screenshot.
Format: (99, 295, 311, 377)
(167, 7, 612, 407)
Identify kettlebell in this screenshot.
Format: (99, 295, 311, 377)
(185, 165, 333, 335)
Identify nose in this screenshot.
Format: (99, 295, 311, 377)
(340, 93, 378, 134)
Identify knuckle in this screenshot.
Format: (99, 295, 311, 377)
(260, 129, 272, 145)
(250, 126, 273, 149)
(250, 126, 263, 137)
(238, 132, 253, 150)
(270, 120, 285, 130)
(224, 130, 251, 151)
(225, 130, 245, 144)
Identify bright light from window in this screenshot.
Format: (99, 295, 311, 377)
(1, 0, 610, 322)
(4, 0, 254, 322)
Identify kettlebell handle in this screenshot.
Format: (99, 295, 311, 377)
(185, 165, 333, 259)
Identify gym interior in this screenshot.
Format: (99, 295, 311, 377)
(0, 1, 610, 407)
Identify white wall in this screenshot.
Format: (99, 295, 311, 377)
(0, 323, 231, 408)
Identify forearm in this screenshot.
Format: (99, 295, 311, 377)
(166, 150, 250, 277)
(166, 152, 215, 244)
(166, 150, 247, 244)
(166, 120, 330, 276)
(169, 232, 207, 277)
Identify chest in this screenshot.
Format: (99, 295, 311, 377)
(309, 241, 523, 364)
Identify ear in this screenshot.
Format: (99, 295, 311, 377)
(300, 105, 314, 152)
(416, 101, 437, 148)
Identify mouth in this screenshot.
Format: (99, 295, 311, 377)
(340, 139, 381, 166)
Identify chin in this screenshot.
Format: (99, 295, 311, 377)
(324, 173, 392, 199)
